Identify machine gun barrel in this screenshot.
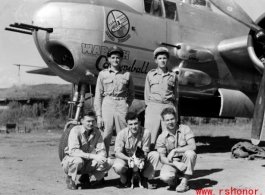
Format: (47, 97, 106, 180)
(16, 23, 53, 33)
(5, 28, 32, 35)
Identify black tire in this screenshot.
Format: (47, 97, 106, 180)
(58, 124, 75, 161)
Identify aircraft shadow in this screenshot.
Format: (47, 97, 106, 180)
(196, 136, 265, 154)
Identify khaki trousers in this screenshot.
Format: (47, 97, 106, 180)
(160, 150, 197, 185)
(61, 156, 113, 182)
(113, 151, 160, 179)
(145, 102, 176, 147)
(102, 97, 128, 155)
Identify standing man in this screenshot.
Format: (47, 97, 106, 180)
(156, 107, 196, 192)
(61, 110, 113, 190)
(94, 46, 135, 156)
(113, 112, 160, 189)
(144, 47, 179, 150)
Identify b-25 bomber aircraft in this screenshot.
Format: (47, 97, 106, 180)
(5, 0, 265, 152)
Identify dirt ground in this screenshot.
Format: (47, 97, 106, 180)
(1, 130, 265, 195)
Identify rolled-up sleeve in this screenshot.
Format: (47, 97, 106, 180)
(156, 135, 167, 155)
(127, 74, 135, 106)
(68, 129, 89, 159)
(142, 130, 151, 153)
(94, 73, 103, 117)
(114, 130, 125, 153)
(184, 126, 194, 141)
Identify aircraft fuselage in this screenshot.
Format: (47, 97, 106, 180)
(31, 0, 262, 117)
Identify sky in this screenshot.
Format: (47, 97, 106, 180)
(0, 0, 265, 88)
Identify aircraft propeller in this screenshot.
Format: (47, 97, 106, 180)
(209, 0, 265, 145)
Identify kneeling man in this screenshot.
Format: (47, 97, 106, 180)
(113, 112, 160, 189)
(61, 110, 113, 190)
(156, 107, 196, 192)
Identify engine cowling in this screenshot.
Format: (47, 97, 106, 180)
(248, 13, 265, 73)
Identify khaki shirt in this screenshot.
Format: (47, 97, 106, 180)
(115, 126, 151, 157)
(156, 125, 194, 157)
(94, 67, 135, 117)
(64, 125, 106, 159)
(144, 68, 178, 106)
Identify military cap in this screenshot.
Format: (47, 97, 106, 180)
(154, 47, 170, 58)
(107, 46, 124, 58)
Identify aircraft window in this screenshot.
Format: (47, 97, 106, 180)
(191, 0, 206, 6)
(164, 1, 177, 20)
(144, 0, 162, 17)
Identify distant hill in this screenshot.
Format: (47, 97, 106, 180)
(0, 84, 72, 99)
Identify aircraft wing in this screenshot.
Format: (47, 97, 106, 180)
(26, 68, 57, 76)
(217, 36, 256, 69)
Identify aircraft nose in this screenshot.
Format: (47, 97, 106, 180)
(33, 3, 62, 27)
(33, 3, 75, 71)
(31, 1, 104, 85)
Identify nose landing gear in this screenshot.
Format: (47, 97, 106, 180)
(58, 84, 93, 161)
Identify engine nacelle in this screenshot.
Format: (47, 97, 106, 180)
(248, 13, 265, 73)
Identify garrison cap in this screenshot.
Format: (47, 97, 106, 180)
(154, 47, 170, 59)
(107, 46, 124, 58)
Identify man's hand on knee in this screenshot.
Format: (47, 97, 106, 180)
(90, 154, 107, 164)
(173, 161, 187, 172)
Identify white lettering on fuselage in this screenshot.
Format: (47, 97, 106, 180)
(121, 60, 149, 74)
(81, 43, 130, 60)
(82, 43, 150, 74)
(95, 56, 149, 74)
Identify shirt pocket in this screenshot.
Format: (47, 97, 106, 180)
(166, 137, 175, 153)
(167, 79, 175, 91)
(118, 77, 129, 91)
(150, 79, 160, 92)
(125, 143, 133, 157)
(103, 79, 113, 92)
(179, 140, 187, 147)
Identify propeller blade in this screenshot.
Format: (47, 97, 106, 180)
(251, 66, 265, 145)
(209, 0, 261, 32)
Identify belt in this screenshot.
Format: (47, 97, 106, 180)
(106, 96, 127, 100)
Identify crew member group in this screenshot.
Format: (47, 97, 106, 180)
(61, 46, 197, 192)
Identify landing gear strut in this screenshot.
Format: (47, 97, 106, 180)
(58, 84, 93, 161)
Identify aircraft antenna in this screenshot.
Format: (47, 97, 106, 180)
(13, 64, 44, 84)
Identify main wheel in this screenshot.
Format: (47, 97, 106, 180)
(58, 124, 75, 161)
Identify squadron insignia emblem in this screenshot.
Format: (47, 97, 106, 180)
(106, 10, 131, 43)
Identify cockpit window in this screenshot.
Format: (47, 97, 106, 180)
(164, 0, 178, 20)
(144, 0, 163, 17)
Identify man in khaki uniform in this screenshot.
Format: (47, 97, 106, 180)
(144, 47, 178, 150)
(61, 110, 113, 190)
(94, 46, 135, 156)
(113, 112, 160, 189)
(156, 107, 196, 192)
